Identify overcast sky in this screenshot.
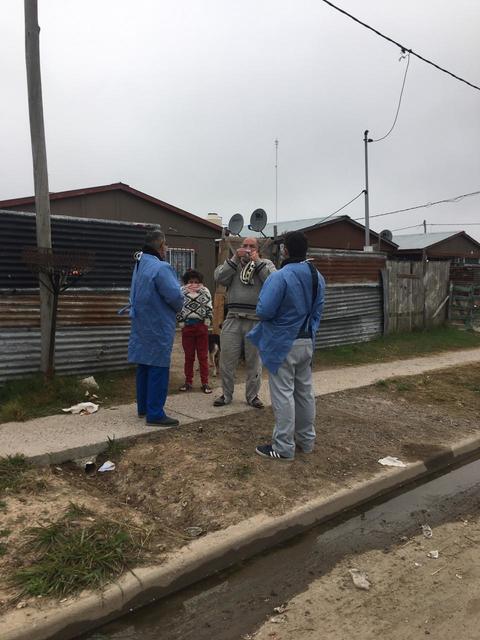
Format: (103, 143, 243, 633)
(1, 0, 479, 239)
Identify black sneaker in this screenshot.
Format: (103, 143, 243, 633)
(213, 395, 229, 407)
(249, 397, 264, 409)
(146, 415, 179, 427)
(255, 444, 292, 461)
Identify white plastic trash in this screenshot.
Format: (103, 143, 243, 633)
(98, 461, 116, 473)
(79, 376, 99, 390)
(378, 456, 407, 468)
(349, 568, 371, 591)
(62, 402, 99, 415)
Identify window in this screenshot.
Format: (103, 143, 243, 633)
(167, 248, 195, 280)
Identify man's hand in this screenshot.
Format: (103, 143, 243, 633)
(250, 249, 260, 262)
(236, 247, 251, 260)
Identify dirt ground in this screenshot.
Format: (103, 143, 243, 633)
(0, 363, 479, 614)
(254, 509, 480, 640)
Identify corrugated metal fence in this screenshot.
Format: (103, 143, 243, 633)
(309, 249, 386, 349)
(0, 210, 153, 382)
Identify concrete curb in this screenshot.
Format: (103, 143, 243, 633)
(3, 432, 480, 640)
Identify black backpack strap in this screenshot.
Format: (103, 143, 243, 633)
(297, 261, 319, 338)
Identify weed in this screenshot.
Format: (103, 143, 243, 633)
(0, 370, 137, 425)
(0, 529, 11, 537)
(65, 502, 94, 519)
(233, 463, 253, 479)
(314, 326, 480, 369)
(13, 514, 143, 598)
(395, 381, 415, 392)
(0, 400, 27, 423)
(0, 500, 7, 511)
(0, 455, 31, 495)
(105, 436, 126, 460)
(0, 543, 7, 556)
(375, 379, 388, 389)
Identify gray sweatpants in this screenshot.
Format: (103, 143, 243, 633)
(269, 338, 316, 459)
(220, 316, 262, 403)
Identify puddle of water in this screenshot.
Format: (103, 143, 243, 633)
(82, 457, 480, 640)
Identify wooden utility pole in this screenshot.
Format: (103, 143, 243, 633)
(24, 0, 54, 376)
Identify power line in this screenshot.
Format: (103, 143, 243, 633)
(320, 0, 480, 92)
(391, 223, 423, 232)
(429, 222, 480, 226)
(321, 190, 365, 223)
(371, 53, 410, 143)
(353, 189, 480, 222)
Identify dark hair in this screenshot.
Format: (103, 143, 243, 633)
(144, 229, 165, 247)
(284, 231, 308, 259)
(182, 269, 204, 284)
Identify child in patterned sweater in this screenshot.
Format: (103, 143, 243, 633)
(177, 269, 213, 393)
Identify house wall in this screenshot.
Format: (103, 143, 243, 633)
(427, 235, 480, 259)
(304, 220, 395, 253)
(3, 190, 221, 291)
(395, 236, 480, 261)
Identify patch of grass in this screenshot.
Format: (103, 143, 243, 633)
(0, 369, 137, 425)
(65, 502, 94, 519)
(0, 500, 7, 511)
(375, 379, 388, 388)
(105, 436, 126, 460)
(0, 455, 31, 495)
(0, 529, 11, 538)
(395, 381, 415, 392)
(13, 512, 145, 598)
(314, 326, 480, 369)
(0, 542, 7, 556)
(233, 463, 253, 479)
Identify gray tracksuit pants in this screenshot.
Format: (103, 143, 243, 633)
(220, 316, 262, 403)
(269, 338, 316, 459)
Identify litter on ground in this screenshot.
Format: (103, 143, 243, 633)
(62, 402, 99, 415)
(98, 460, 116, 473)
(378, 456, 407, 468)
(79, 376, 99, 390)
(422, 524, 433, 538)
(349, 568, 371, 591)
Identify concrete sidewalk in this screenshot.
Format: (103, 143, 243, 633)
(1, 347, 480, 464)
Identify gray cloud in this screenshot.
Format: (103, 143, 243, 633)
(1, 0, 479, 239)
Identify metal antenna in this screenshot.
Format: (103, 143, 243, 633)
(274, 138, 279, 224)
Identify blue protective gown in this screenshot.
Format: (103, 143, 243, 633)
(247, 261, 325, 374)
(127, 253, 184, 367)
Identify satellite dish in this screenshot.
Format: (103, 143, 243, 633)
(249, 208, 267, 233)
(380, 229, 393, 242)
(228, 213, 244, 236)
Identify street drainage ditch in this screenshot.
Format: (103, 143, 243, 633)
(82, 456, 480, 640)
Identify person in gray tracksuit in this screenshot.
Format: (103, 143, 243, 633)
(213, 237, 276, 408)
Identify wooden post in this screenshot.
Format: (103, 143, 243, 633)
(25, 0, 54, 376)
(212, 238, 233, 334)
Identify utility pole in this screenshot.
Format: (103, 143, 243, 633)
(363, 130, 372, 250)
(423, 219, 427, 234)
(274, 138, 279, 224)
(25, 0, 54, 376)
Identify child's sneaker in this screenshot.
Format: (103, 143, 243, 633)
(202, 384, 213, 394)
(179, 383, 192, 392)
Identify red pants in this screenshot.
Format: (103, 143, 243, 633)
(182, 323, 209, 385)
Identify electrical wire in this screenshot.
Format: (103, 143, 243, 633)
(391, 223, 423, 232)
(353, 189, 480, 222)
(429, 222, 480, 226)
(320, 189, 365, 223)
(320, 0, 480, 92)
(371, 53, 410, 142)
